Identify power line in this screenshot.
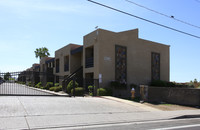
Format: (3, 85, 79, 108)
(125, 0, 200, 29)
(87, 0, 200, 39)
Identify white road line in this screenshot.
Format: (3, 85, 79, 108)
(151, 124, 200, 130)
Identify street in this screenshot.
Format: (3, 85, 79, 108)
(0, 96, 200, 130)
(0, 83, 52, 95)
(74, 118, 200, 130)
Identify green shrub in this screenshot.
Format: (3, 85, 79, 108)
(71, 87, 84, 96)
(97, 88, 107, 96)
(49, 86, 62, 92)
(27, 82, 32, 87)
(88, 85, 96, 96)
(35, 82, 42, 88)
(55, 86, 62, 92)
(130, 84, 137, 89)
(49, 87, 56, 91)
(110, 81, 127, 89)
(105, 87, 113, 96)
(67, 80, 78, 94)
(150, 80, 175, 87)
(54, 83, 59, 87)
(17, 81, 25, 85)
(45, 82, 54, 90)
(110, 81, 120, 87)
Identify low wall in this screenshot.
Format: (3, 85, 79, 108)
(112, 85, 140, 98)
(146, 86, 200, 106)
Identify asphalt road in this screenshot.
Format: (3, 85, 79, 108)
(74, 118, 200, 130)
(0, 83, 52, 95)
(0, 96, 200, 130)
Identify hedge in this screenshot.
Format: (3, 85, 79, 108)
(71, 87, 84, 96)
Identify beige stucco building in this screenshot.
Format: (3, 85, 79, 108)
(55, 28, 169, 90)
(39, 57, 55, 86)
(54, 44, 83, 84)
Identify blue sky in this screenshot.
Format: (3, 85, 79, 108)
(0, 0, 200, 82)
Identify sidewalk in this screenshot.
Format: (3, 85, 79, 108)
(0, 96, 200, 130)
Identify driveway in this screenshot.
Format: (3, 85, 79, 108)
(0, 96, 200, 130)
(0, 83, 53, 95)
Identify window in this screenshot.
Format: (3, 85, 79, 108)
(115, 45, 127, 84)
(151, 52, 160, 81)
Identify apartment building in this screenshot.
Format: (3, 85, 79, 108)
(40, 57, 55, 86)
(54, 28, 169, 91)
(20, 28, 169, 96)
(54, 44, 83, 84)
(83, 28, 169, 88)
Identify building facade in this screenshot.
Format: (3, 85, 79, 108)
(20, 28, 169, 95)
(83, 28, 169, 88)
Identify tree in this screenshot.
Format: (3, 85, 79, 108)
(34, 47, 50, 59)
(4, 72, 11, 81)
(194, 78, 198, 83)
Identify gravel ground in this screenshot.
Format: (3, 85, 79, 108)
(144, 102, 199, 111)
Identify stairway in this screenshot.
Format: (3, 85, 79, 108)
(62, 66, 83, 92)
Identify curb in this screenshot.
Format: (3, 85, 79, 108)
(23, 85, 69, 97)
(101, 96, 160, 111)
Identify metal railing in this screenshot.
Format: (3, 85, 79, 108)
(85, 57, 94, 68)
(0, 71, 56, 96)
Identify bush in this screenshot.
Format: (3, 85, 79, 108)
(71, 87, 84, 96)
(54, 83, 59, 87)
(67, 80, 78, 94)
(110, 81, 127, 89)
(105, 87, 113, 96)
(55, 86, 62, 92)
(150, 80, 175, 87)
(49, 87, 56, 91)
(35, 82, 42, 88)
(45, 82, 54, 90)
(130, 84, 137, 89)
(88, 85, 96, 96)
(17, 81, 25, 85)
(97, 88, 107, 96)
(25, 82, 32, 87)
(49, 85, 62, 92)
(110, 81, 120, 87)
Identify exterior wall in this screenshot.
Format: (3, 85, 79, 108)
(83, 30, 100, 79)
(70, 52, 82, 72)
(83, 29, 170, 88)
(147, 87, 200, 106)
(39, 57, 54, 86)
(54, 44, 82, 84)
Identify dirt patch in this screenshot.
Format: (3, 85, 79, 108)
(144, 103, 199, 111)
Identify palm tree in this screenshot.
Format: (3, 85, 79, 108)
(34, 47, 50, 59)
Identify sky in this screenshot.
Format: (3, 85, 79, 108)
(0, 0, 200, 82)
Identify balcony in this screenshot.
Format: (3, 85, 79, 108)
(85, 57, 94, 68)
(64, 64, 69, 72)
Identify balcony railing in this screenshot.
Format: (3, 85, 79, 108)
(64, 64, 69, 72)
(85, 57, 94, 68)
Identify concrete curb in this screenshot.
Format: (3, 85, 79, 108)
(22, 85, 69, 97)
(101, 96, 161, 111)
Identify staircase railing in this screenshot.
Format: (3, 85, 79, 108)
(62, 66, 83, 92)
